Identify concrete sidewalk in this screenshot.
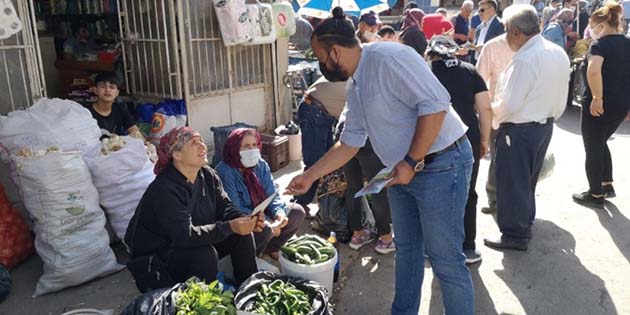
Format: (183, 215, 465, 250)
(1, 106, 629, 315)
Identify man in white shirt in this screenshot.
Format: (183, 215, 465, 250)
(475, 34, 515, 214)
(484, 4, 570, 251)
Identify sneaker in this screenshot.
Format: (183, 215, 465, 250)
(464, 249, 482, 264)
(572, 191, 605, 206)
(375, 239, 396, 254)
(603, 185, 616, 198)
(349, 230, 376, 250)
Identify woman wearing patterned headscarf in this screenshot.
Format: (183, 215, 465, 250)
(125, 127, 264, 292)
(216, 128, 305, 260)
(399, 8, 428, 56)
(542, 8, 576, 51)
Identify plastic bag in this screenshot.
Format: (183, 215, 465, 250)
(0, 0, 22, 40)
(213, 0, 252, 46)
(246, 3, 277, 45)
(234, 271, 332, 315)
(0, 184, 34, 269)
(313, 171, 352, 243)
(120, 287, 174, 315)
(0, 264, 11, 303)
(271, 1, 296, 39)
(0, 98, 101, 163)
(14, 150, 124, 297)
(148, 100, 187, 146)
(83, 137, 155, 242)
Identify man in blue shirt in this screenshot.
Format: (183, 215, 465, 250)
(286, 7, 475, 315)
(452, 0, 474, 45)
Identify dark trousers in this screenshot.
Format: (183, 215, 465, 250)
(295, 102, 337, 206)
(254, 204, 306, 255)
(163, 233, 257, 285)
(343, 146, 392, 236)
(581, 109, 626, 195)
(495, 120, 553, 241)
(485, 128, 498, 209)
(464, 131, 480, 250)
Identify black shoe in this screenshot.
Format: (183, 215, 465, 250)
(603, 185, 616, 199)
(481, 206, 496, 214)
(572, 191, 605, 206)
(484, 236, 528, 251)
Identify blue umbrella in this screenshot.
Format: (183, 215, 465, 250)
(295, 0, 389, 19)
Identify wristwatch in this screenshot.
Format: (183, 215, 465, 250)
(403, 154, 425, 172)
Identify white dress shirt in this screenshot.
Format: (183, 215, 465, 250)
(476, 34, 515, 101)
(492, 35, 570, 129)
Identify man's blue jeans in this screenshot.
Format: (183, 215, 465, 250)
(388, 138, 474, 315)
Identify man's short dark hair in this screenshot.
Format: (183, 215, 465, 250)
(94, 72, 121, 87)
(480, 0, 498, 11)
(377, 25, 396, 37)
(312, 7, 360, 50)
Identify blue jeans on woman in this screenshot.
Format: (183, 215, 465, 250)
(388, 138, 474, 315)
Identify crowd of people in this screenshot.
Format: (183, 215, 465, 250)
(81, 0, 630, 314)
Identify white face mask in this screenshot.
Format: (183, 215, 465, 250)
(240, 148, 261, 168)
(364, 30, 377, 41)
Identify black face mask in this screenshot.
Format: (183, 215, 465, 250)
(319, 50, 349, 82)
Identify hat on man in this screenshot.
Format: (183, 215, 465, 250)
(426, 35, 460, 58)
(359, 11, 381, 26)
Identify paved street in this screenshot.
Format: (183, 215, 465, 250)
(1, 106, 629, 314)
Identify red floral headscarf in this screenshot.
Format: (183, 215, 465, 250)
(154, 126, 201, 175)
(222, 128, 266, 207)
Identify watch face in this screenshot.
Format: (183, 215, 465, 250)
(414, 161, 425, 172)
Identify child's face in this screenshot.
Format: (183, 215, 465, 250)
(381, 33, 398, 42)
(95, 81, 119, 103)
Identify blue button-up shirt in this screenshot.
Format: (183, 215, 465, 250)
(340, 42, 467, 168)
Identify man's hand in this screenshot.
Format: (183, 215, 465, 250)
(285, 173, 315, 196)
(590, 99, 604, 117)
(481, 140, 489, 158)
(453, 33, 468, 42)
(386, 161, 415, 187)
(275, 214, 289, 229)
(229, 213, 264, 235)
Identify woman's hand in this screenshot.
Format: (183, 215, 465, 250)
(275, 214, 289, 229)
(229, 213, 265, 235)
(480, 140, 490, 158)
(590, 98, 604, 117)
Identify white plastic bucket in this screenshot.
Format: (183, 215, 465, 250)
(279, 248, 337, 295)
(288, 133, 302, 161)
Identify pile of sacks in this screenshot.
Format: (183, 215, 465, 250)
(0, 98, 155, 297)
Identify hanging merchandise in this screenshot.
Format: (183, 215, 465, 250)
(246, 2, 277, 45)
(0, 0, 23, 40)
(83, 136, 156, 243)
(14, 149, 124, 297)
(147, 100, 188, 146)
(272, 1, 296, 39)
(213, 0, 252, 46)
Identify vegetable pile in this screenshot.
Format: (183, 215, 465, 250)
(281, 234, 335, 265)
(0, 184, 34, 269)
(253, 279, 312, 315)
(175, 279, 236, 315)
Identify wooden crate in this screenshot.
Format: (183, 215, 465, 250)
(261, 134, 289, 172)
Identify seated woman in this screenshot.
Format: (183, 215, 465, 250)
(216, 128, 306, 260)
(125, 127, 264, 292)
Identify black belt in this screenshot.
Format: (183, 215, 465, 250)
(500, 117, 554, 128)
(425, 135, 467, 164)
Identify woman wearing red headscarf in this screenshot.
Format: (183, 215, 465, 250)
(216, 128, 306, 260)
(125, 127, 264, 292)
(399, 8, 428, 56)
